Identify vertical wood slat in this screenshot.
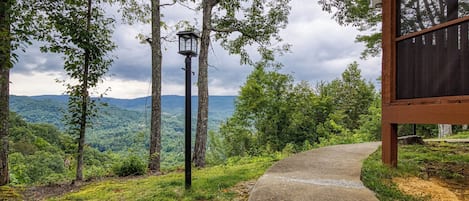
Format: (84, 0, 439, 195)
(447, 23, 459, 95)
(422, 33, 433, 98)
(396, 41, 404, 99)
(414, 36, 423, 98)
(397, 39, 414, 99)
(435, 28, 446, 97)
(462, 22, 469, 94)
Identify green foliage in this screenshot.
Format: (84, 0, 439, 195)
(213, 0, 292, 64)
(207, 130, 227, 165)
(7, 112, 115, 185)
(49, 155, 280, 201)
(447, 131, 469, 139)
(281, 143, 296, 156)
(212, 62, 380, 160)
(9, 95, 235, 170)
(113, 155, 147, 177)
(354, 94, 382, 141)
(319, 62, 375, 131)
(33, 0, 116, 181)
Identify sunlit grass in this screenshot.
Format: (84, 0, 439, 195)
(48, 155, 282, 201)
(0, 186, 23, 201)
(446, 131, 469, 139)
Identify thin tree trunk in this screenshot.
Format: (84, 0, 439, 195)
(148, 0, 162, 174)
(193, 0, 214, 168)
(0, 0, 11, 186)
(76, 0, 92, 182)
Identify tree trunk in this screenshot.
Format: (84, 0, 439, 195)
(0, 0, 11, 186)
(193, 0, 214, 168)
(0, 0, 10, 186)
(438, 124, 452, 138)
(148, 0, 162, 174)
(76, 0, 92, 182)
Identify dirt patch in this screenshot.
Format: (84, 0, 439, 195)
(393, 177, 460, 201)
(20, 182, 88, 201)
(229, 180, 257, 201)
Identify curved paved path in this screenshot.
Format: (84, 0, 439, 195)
(249, 142, 380, 201)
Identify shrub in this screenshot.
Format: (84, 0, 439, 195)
(113, 155, 146, 177)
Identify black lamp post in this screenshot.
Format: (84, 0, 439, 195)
(177, 30, 199, 189)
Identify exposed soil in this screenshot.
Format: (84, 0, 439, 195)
(393, 162, 469, 201)
(20, 182, 89, 201)
(229, 180, 257, 201)
(393, 177, 460, 201)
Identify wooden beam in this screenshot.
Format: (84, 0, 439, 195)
(381, 0, 397, 167)
(396, 16, 469, 42)
(382, 0, 396, 105)
(383, 103, 469, 124)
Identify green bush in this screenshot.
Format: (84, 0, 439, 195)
(281, 143, 296, 155)
(113, 155, 146, 177)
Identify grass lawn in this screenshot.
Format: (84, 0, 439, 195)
(46, 155, 282, 201)
(361, 142, 469, 201)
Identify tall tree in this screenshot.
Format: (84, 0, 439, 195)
(114, 0, 181, 174)
(321, 62, 375, 130)
(148, 0, 163, 175)
(0, 0, 36, 186)
(37, 0, 116, 182)
(193, 0, 291, 167)
(0, 0, 11, 186)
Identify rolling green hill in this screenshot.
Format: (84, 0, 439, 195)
(9, 95, 236, 166)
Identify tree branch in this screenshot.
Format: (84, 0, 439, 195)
(177, 1, 197, 11)
(160, 0, 176, 7)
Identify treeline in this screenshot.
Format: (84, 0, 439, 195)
(208, 62, 380, 163)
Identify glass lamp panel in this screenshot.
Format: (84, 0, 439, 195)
(179, 37, 185, 52)
(185, 38, 192, 52)
(191, 37, 198, 53)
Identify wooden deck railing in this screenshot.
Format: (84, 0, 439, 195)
(396, 17, 469, 99)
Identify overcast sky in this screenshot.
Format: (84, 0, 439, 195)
(10, 0, 381, 99)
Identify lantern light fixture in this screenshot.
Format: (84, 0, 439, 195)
(177, 30, 200, 57)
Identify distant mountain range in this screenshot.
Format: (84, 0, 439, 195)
(9, 95, 237, 153)
(16, 95, 236, 113)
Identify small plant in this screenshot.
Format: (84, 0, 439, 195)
(113, 155, 146, 177)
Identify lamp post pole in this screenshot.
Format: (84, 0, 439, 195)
(177, 30, 199, 189)
(184, 55, 192, 189)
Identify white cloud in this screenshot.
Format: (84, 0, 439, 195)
(10, 72, 67, 96)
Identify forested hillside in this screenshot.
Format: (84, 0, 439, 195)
(7, 112, 114, 184)
(9, 95, 235, 167)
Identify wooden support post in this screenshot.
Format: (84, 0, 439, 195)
(382, 123, 398, 167)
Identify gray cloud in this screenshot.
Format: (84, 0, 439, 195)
(10, 0, 381, 98)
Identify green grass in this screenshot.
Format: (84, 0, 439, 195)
(47, 155, 283, 201)
(446, 131, 469, 139)
(0, 186, 23, 201)
(361, 142, 469, 201)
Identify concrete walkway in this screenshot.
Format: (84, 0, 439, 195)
(249, 142, 380, 201)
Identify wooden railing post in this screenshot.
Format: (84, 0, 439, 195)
(382, 123, 398, 167)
